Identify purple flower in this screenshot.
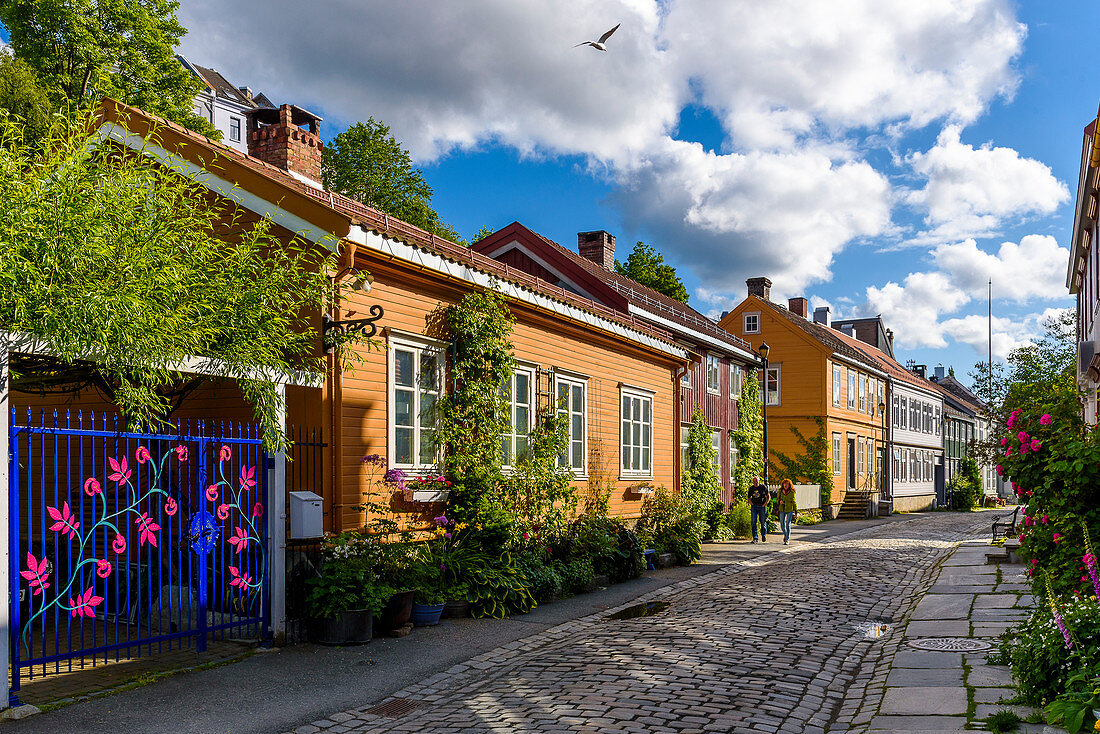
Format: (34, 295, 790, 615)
(383, 468, 407, 490)
(440, 563, 447, 571)
(1055, 608, 1073, 649)
(444, 532, 452, 540)
(1030, 439, 1041, 452)
(434, 515, 449, 527)
(361, 453, 384, 465)
(1018, 431, 1030, 443)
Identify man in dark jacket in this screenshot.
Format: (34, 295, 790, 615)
(748, 476, 769, 543)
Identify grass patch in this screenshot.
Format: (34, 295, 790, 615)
(985, 708, 1023, 733)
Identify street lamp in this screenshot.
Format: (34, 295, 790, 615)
(758, 341, 770, 486)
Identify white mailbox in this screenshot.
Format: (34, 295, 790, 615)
(289, 491, 324, 539)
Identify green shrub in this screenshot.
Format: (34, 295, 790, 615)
(555, 557, 594, 596)
(985, 709, 1022, 733)
(948, 456, 982, 511)
(726, 502, 752, 538)
(1000, 595, 1100, 705)
(655, 517, 702, 565)
(514, 552, 562, 602)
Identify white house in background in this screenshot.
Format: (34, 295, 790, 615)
(1068, 109, 1100, 425)
(178, 55, 273, 153)
(886, 365, 946, 511)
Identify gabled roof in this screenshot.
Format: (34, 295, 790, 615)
(931, 374, 986, 415)
(95, 99, 688, 361)
(474, 223, 758, 362)
(178, 55, 258, 109)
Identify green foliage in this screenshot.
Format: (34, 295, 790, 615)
(471, 226, 496, 244)
(322, 119, 461, 241)
(570, 516, 643, 583)
(681, 408, 723, 537)
(0, 112, 342, 452)
(1044, 670, 1100, 733)
(984, 709, 1023, 734)
(655, 517, 702, 565)
(713, 501, 752, 539)
(0, 51, 52, 143)
(1000, 595, 1100, 705)
(306, 532, 396, 619)
(514, 551, 563, 602)
(0, 0, 217, 138)
(769, 417, 833, 507)
(948, 456, 982, 510)
(500, 410, 577, 541)
(614, 241, 689, 304)
(465, 551, 536, 619)
(555, 556, 595, 596)
(733, 368, 764, 500)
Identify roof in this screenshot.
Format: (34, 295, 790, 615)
(474, 223, 757, 362)
(179, 55, 258, 109)
(1067, 104, 1100, 293)
(931, 374, 986, 415)
(95, 99, 688, 361)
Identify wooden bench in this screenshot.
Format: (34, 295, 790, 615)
(992, 506, 1021, 542)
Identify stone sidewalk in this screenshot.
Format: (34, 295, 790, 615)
(840, 537, 1059, 734)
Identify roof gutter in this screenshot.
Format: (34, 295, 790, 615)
(628, 305, 761, 365)
(830, 351, 889, 380)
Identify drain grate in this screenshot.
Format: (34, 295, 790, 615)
(907, 637, 992, 652)
(361, 697, 424, 718)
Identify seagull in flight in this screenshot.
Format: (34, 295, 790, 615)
(574, 23, 621, 52)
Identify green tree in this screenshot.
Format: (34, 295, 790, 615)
(0, 51, 52, 143)
(732, 367, 764, 500)
(0, 0, 217, 137)
(322, 119, 461, 242)
(471, 226, 496, 244)
(615, 241, 689, 304)
(0, 111, 351, 451)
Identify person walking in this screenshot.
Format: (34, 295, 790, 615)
(777, 479, 798, 545)
(747, 475, 770, 543)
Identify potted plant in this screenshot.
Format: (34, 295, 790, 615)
(405, 474, 451, 503)
(307, 531, 394, 644)
(442, 582, 470, 619)
(410, 583, 447, 626)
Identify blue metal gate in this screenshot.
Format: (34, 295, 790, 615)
(8, 409, 270, 705)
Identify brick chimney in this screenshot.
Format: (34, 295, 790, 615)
(246, 104, 324, 184)
(747, 277, 772, 301)
(578, 231, 615, 270)
(788, 297, 808, 318)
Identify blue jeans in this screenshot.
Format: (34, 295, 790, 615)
(751, 505, 768, 540)
(779, 511, 794, 542)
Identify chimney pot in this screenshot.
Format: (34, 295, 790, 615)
(788, 297, 808, 318)
(813, 306, 830, 326)
(934, 365, 946, 381)
(577, 231, 615, 270)
(246, 103, 324, 184)
(747, 277, 772, 301)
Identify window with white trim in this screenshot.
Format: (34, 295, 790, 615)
(892, 395, 900, 426)
(925, 453, 934, 481)
(501, 368, 534, 468)
(848, 371, 856, 409)
(858, 374, 867, 412)
(389, 334, 444, 470)
(857, 439, 864, 474)
(681, 366, 691, 387)
(729, 364, 742, 399)
(743, 312, 760, 334)
(934, 407, 941, 436)
(899, 396, 908, 430)
(620, 387, 653, 477)
(832, 365, 842, 406)
(706, 354, 721, 393)
(556, 375, 587, 475)
(758, 365, 780, 406)
(893, 448, 903, 482)
(832, 433, 842, 475)
(711, 429, 722, 476)
(680, 425, 690, 472)
(729, 436, 739, 483)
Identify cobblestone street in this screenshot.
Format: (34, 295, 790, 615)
(291, 512, 1003, 734)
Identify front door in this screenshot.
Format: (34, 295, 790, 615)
(847, 438, 856, 490)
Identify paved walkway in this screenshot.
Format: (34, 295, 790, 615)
(286, 511, 1007, 734)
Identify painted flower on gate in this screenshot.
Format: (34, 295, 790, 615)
(227, 527, 248, 554)
(134, 512, 160, 547)
(174, 444, 189, 463)
(95, 559, 112, 579)
(83, 477, 102, 497)
(206, 484, 219, 502)
(164, 497, 178, 516)
(216, 503, 231, 521)
(20, 553, 50, 596)
(47, 502, 80, 540)
(112, 533, 127, 554)
(219, 445, 232, 463)
(69, 587, 104, 618)
(239, 465, 257, 491)
(1040, 414, 1053, 426)
(135, 446, 151, 465)
(228, 566, 252, 589)
(107, 456, 131, 485)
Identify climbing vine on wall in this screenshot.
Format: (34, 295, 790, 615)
(769, 416, 833, 508)
(732, 367, 764, 500)
(681, 408, 723, 536)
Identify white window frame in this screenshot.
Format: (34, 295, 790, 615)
(759, 365, 781, 406)
(711, 428, 722, 476)
(680, 424, 691, 473)
(729, 364, 742, 399)
(556, 373, 588, 478)
(729, 435, 739, 483)
(848, 371, 856, 409)
(900, 396, 908, 430)
(832, 433, 842, 475)
(743, 312, 760, 334)
(857, 438, 864, 475)
(858, 374, 867, 413)
(620, 386, 654, 479)
(501, 366, 535, 469)
(229, 116, 242, 142)
(934, 407, 941, 436)
(893, 448, 902, 482)
(706, 354, 721, 394)
(832, 365, 842, 407)
(387, 332, 446, 472)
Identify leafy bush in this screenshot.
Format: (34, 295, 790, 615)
(465, 551, 536, 619)
(1000, 595, 1100, 705)
(514, 551, 563, 602)
(655, 516, 702, 565)
(306, 532, 396, 619)
(948, 456, 982, 510)
(568, 515, 644, 583)
(555, 557, 595, 596)
(712, 502, 750, 539)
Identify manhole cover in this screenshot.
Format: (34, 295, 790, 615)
(907, 637, 992, 652)
(361, 697, 424, 718)
(605, 601, 670, 620)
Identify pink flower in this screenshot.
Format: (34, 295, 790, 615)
(174, 445, 189, 463)
(1006, 448, 1014, 456)
(1007, 414, 1017, 429)
(112, 533, 127, 554)
(134, 512, 160, 547)
(69, 587, 104, 619)
(205, 484, 219, 502)
(239, 465, 256, 491)
(1024, 516, 1033, 526)
(227, 527, 248, 554)
(1031, 439, 1041, 452)
(135, 446, 151, 465)
(1054, 533, 1064, 544)
(1032, 558, 1039, 566)
(1042, 514, 1049, 524)
(164, 497, 178, 516)
(107, 456, 131, 485)
(252, 502, 264, 519)
(1040, 414, 1052, 426)
(228, 566, 252, 589)
(996, 465, 1003, 476)
(1018, 431, 1029, 443)
(1017, 533, 1025, 542)
(216, 503, 231, 521)
(47, 503, 80, 540)
(219, 445, 232, 463)
(83, 477, 102, 497)
(522, 533, 530, 540)
(20, 552, 50, 596)
(95, 559, 112, 579)
(1020, 443, 1030, 455)
(1000, 438, 1008, 446)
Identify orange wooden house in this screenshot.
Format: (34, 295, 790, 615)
(68, 99, 702, 533)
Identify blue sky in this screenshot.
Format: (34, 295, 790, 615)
(17, 1, 1096, 386)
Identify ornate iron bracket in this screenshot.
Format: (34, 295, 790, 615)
(322, 304, 385, 353)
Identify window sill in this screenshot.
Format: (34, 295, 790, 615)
(620, 474, 654, 483)
(706, 388, 720, 395)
